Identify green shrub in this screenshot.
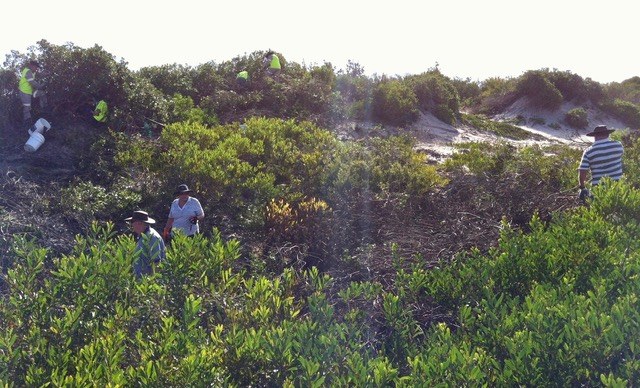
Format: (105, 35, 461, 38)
(372, 78, 419, 126)
(460, 114, 542, 140)
(56, 179, 141, 228)
(546, 69, 604, 103)
(406, 71, 460, 124)
(517, 70, 563, 110)
(601, 99, 640, 128)
(336, 61, 373, 120)
(565, 107, 589, 129)
(476, 77, 519, 114)
(168, 93, 218, 126)
(450, 77, 481, 108)
(605, 76, 640, 105)
(444, 141, 579, 190)
(0, 69, 21, 128)
(138, 63, 195, 98)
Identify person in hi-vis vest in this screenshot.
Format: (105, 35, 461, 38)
(93, 100, 109, 124)
(18, 60, 47, 128)
(263, 51, 281, 76)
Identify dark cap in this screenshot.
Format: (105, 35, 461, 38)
(125, 210, 156, 224)
(173, 184, 194, 196)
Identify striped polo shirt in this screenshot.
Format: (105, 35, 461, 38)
(578, 139, 624, 185)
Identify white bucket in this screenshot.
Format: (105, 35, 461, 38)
(24, 132, 45, 153)
(28, 118, 51, 135)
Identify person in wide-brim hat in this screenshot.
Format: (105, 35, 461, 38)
(125, 210, 156, 224)
(577, 124, 624, 201)
(586, 125, 615, 137)
(124, 210, 165, 278)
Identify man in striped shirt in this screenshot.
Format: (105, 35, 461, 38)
(578, 125, 623, 200)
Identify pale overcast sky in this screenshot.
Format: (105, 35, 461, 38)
(1, 0, 636, 83)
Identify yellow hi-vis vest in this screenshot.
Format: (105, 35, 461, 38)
(269, 55, 281, 70)
(19, 68, 33, 95)
(236, 71, 248, 80)
(93, 100, 108, 122)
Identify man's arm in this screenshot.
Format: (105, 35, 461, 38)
(578, 169, 589, 188)
(25, 70, 43, 90)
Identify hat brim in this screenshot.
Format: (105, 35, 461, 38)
(586, 129, 615, 136)
(125, 216, 156, 224)
(174, 190, 193, 196)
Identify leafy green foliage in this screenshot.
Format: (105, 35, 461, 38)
(406, 70, 460, 124)
(55, 179, 141, 229)
(6, 179, 640, 385)
(475, 77, 519, 114)
(460, 114, 543, 140)
(0, 68, 21, 128)
(517, 70, 563, 110)
(7, 41, 640, 386)
(565, 107, 589, 129)
(605, 76, 640, 105)
(372, 78, 419, 126)
(444, 141, 579, 191)
(601, 99, 640, 128)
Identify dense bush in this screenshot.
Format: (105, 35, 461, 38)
(444, 141, 579, 190)
(371, 78, 419, 126)
(516, 70, 563, 110)
(459, 114, 542, 140)
(406, 71, 460, 124)
(601, 98, 640, 128)
(0, 69, 21, 128)
(335, 61, 373, 121)
(137, 63, 195, 99)
(1, 40, 173, 132)
(605, 76, 640, 105)
(546, 69, 604, 104)
(450, 77, 482, 108)
(564, 107, 589, 129)
(4, 181, 640, 385)
(475, 77, 519, 114)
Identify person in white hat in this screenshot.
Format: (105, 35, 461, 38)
(125, 210, 166, 278)
(577, 125, 624, 200)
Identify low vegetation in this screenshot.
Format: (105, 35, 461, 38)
(2, 41, 640, 385)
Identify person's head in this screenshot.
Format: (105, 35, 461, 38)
(263, 51, 274, 64)
(125, 210, 156, 234)
(586, 125, 615, 140)
(27, 60, 40, 71)
(173, 184, 194, 199)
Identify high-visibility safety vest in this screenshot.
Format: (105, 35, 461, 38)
(269, 55, 281, 70)
(93, 100, 108, 122)
(19, 68, 34, 95)
(236, 71, 248, 80)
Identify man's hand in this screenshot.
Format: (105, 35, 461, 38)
(189, 216, 198, 224)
